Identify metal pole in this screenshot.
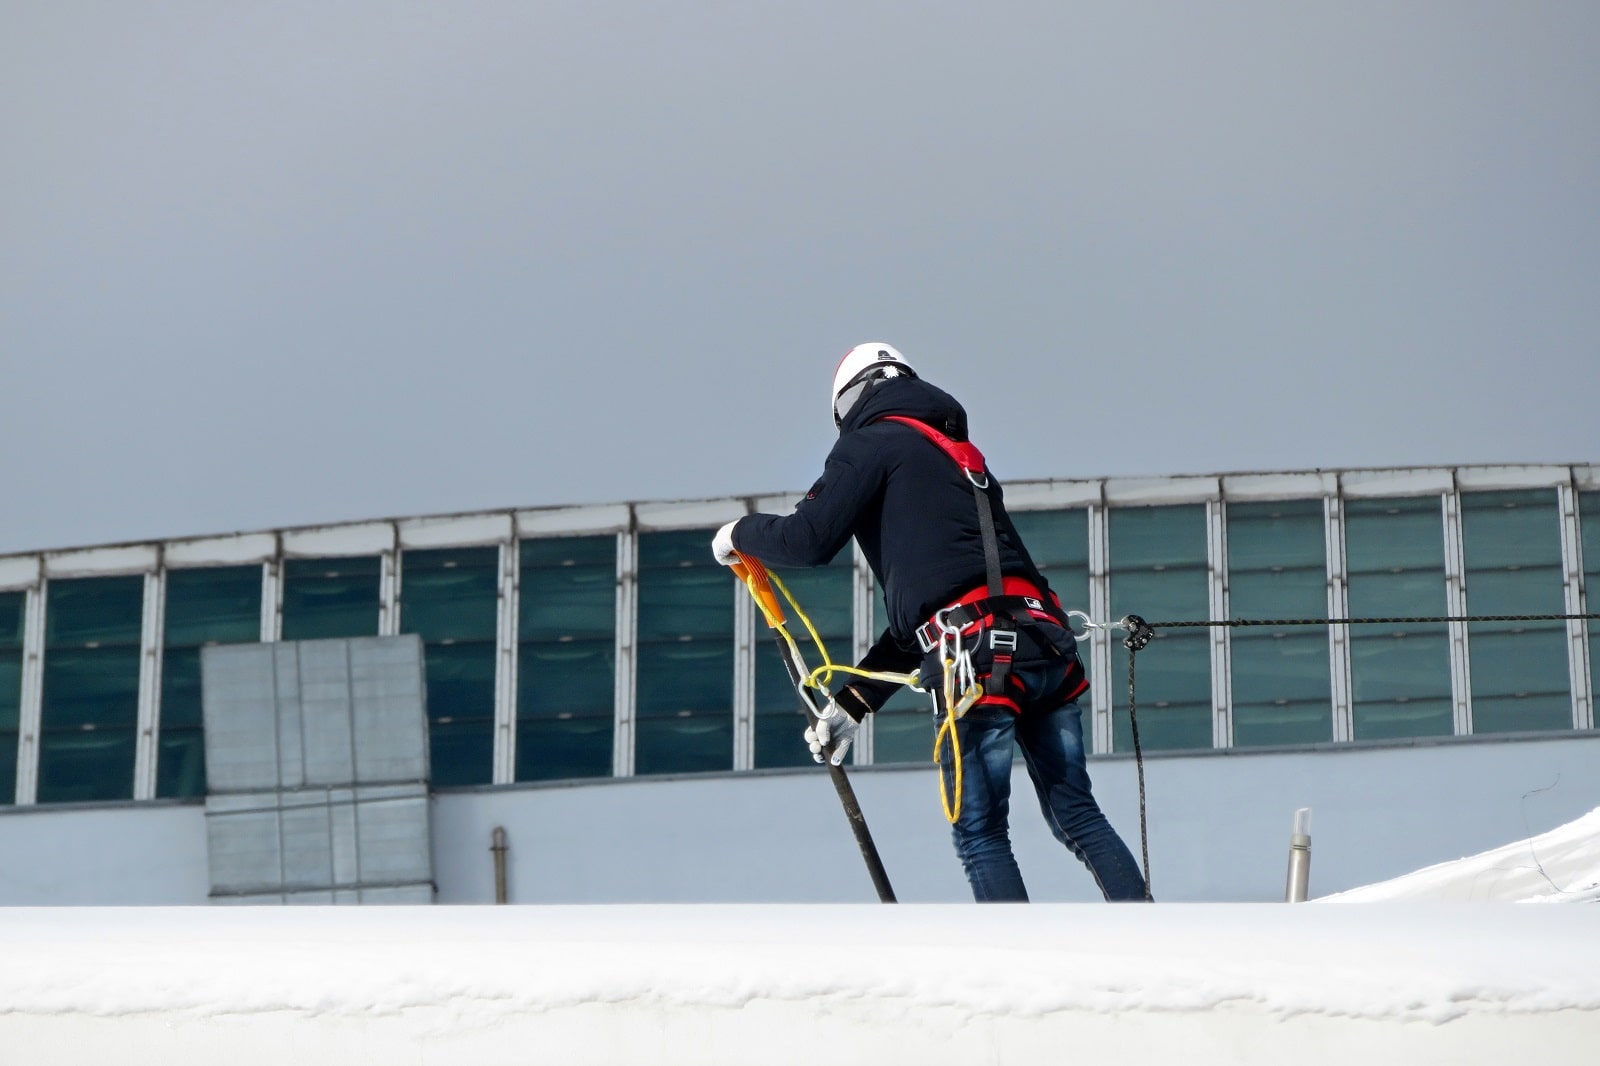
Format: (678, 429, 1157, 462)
(491, 826, 509, 904)
(769, 630, 896, 902)
(1284, 807, 1312, 903)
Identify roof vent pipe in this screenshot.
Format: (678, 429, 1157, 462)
(491, 826, 509, 905)
(1284, 808, 1312, 903)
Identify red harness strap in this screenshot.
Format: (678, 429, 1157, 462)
(881, 416, 986, 481)
(880, 415, 1084, 714)
(944, 577, 1066, 631)
(938, 578, 1072, 713)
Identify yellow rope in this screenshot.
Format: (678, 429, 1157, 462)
(764, 569, 917, 692)
(933, 658, 963, 823)
(764, 570, 834, 688)
(739, 560, 962, 822)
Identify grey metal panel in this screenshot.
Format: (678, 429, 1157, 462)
(205, 803, 282, 893)
(202, 636, 434, 905)
(296, 641, 356, 786)
(353, 790, 432, 885)
(278, 799, 333, 889)
(272, 644, 306, 787)
(349, 635, 429, 783)
(209, 892, 279, 906)
(201, 645, 282, 792)
(285, 890, 336, 905)
(206, 789, 433, 899)
(359, 884, 435, 904)
(330, 791, 359, 887)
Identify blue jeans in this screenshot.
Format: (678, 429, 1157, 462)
(938, 698, 1149, 902)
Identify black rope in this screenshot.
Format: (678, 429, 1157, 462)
(1112, 609, 1597, 905)
(1126, 643, 1151, 901)
(1142, 612, 1600, 630)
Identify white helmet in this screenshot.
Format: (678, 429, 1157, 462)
(831, 342, 915, 427)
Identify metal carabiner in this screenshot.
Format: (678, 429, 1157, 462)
(1066, 610, 1101, 641)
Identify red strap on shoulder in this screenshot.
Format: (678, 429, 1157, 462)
(881, 415, 986, 478)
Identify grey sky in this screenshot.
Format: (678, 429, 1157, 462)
(3, 1, 1596, 555)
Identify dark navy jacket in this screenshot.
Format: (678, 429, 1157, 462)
(732, 376, 1053, 713)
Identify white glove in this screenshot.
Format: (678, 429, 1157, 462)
(711, 521, 739, 566)
(805, 700, 861, 766)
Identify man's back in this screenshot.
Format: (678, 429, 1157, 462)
(736, 374, 1048, 645)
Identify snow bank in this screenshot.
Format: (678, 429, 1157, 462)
(1320, 805, 1600, 903)
(1, 903, 1597, 1065)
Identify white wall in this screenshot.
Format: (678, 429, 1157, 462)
(0, 803, 210, 905)
(431, 732, 1600, 904)
(4, 733, 1599, 905)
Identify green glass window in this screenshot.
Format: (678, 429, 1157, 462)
(517, 536, 616, 782)
(1461, 490, 1570, 734)
(1583, 492, 1600, 720)
(39, 576, 144, 803)
(872, 510, 1093, 764)
(1011, 509, 1091, 614)
(0, 591, 24, 805)
(1227, 501, 1332, 746)
(867, 580, 933, 765)
(754, 560, 853, 769)
(1345, 497, 1452, 740)
(281, 556, 381, 641)
(635, 530, 734, 775)
(160, 566, 262, 798)
(401, 547, 499, 787)
(1109, 505, 1212, 752)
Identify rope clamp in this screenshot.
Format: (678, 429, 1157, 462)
(1121, 614, 1155, 652)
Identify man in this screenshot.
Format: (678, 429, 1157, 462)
(711, 342, 1148, 902)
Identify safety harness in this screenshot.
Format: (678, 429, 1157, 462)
(881, 415, 1083, 715)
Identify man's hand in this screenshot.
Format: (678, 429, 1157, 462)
(805, 699, 861, 766)
(711, 521, 739, 566)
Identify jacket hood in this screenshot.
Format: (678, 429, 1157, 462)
(839, 375, 970, 440)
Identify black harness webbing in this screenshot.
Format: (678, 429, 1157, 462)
(914, 594, 1071, 654)
(968, 471, 1016, 696)
(880, 416, 1016, 699)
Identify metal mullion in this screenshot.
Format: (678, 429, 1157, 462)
(1442, 484, 1473, 736)
(262, 548, 283, 642)
(1207, 499, 1231, 749)
(613, 527, 638, 778)
(851, 541, 874, 765)
(133, 562, 166, 801)
(492, 533, 520, 785)
(1558, 479, 1593, 730)
(15, 579, 45, 805)
(1325, 491, 1354, 743)
(733, 564, 755, 772)
(378, 526, 399, 637)
(1088, 499, 1112, 754)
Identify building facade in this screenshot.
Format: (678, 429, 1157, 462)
(2, 463, 1598, 812)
